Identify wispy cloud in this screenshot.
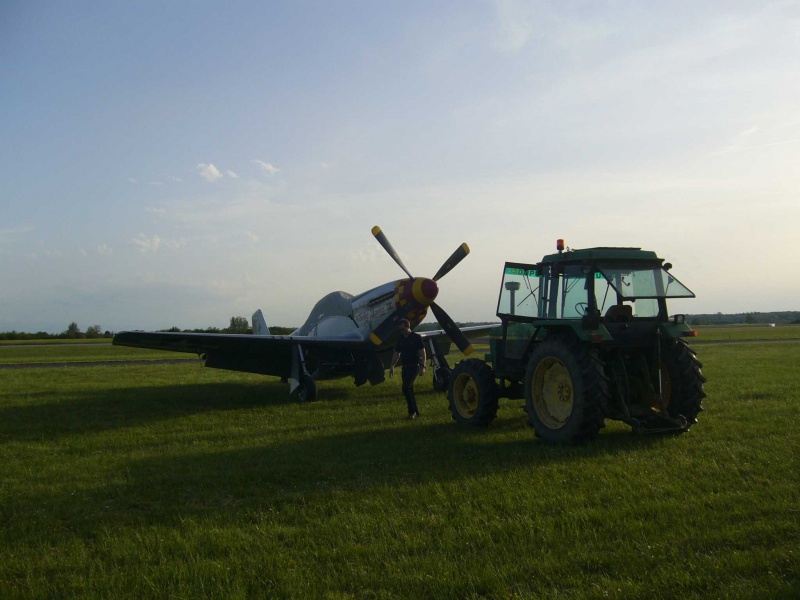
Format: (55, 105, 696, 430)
(226, 170, 240, 179)
(133, 234, 162, 253)
(253, 160, 280, 176)
(97, 243, 113, 255)
(197, 163, 224, 182)
(492, 0, 534, 55)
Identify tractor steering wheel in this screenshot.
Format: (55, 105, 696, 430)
(574, 302, 589, 316)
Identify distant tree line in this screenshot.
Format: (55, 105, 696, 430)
(0, 317, 297, 341)
(4, 312, 798, 341)
(687, 311, 800, 326)
(0, 322, 112, 341)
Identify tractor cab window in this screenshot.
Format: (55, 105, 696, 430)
(595, 266, 695, 318)
(497, 264, 540, 319)
(546, 264, 588, 319)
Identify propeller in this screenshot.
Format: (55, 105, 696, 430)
(371, 226, 413, 279)
(370, 225, 474, 356)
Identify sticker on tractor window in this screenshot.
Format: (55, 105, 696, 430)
(505, 267, 537, 276)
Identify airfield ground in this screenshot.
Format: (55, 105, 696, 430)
(0, 327, 798, 598)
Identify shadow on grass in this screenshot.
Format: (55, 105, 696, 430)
(4, 405, 677, 537)
(0, 381, 295, 441)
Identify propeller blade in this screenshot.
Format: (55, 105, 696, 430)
(369, 304, 414, 346)
(371, 226, 413, 279)
(432, 242, 470, 281)
(430, 302, 474, 356)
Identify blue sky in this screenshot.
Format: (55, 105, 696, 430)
(2, 1, 799, 333)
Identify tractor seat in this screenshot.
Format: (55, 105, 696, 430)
(605, 304, 633, 322)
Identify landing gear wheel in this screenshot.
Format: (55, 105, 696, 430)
(293, 374, 317, 403)
(448, 359, 499, 426)
(525, 336, 608, 444)
(432, 367, 451, 393)
(657, 338, 706, 429)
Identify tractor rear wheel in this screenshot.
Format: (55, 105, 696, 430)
(657, 338, 705, 428)
(525, 336, 608, 444)
(448, 359, 499, 426)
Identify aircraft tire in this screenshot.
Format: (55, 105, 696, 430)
(294, 374, 318, 403)
(432, 367, 451, 393)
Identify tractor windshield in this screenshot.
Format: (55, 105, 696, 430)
(597, 266, 695, 301)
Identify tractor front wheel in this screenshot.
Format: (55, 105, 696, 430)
(448, 359, 499, 426)
(525, 336, 608, 444)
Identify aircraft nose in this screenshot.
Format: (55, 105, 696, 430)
(412, 278, 439, 305)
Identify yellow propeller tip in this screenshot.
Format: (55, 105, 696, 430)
(370, 333, 382, 345)
(462, 243, 470, 254)
(463, 344, 474, 356)
(371, 226, 382, 235)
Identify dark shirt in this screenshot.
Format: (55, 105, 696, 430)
(394, 332, 424, 366)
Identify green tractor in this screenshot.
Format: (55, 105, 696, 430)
(447, 241, 706, 443)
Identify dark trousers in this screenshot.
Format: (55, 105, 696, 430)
(401, 366, 419, 415)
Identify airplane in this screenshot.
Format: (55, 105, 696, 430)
(113, 226, 494, 401)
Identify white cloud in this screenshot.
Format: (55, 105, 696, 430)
(253, 160, 280, 176)
(492, 0, 535, 55)
(129, 178, 138, 184)
(197, 163, 223, 182)
(245, 231, 260, 242)
(97, 243, 113, 255)
(132, 234, 161, 253)
(226, 170, 240, 179)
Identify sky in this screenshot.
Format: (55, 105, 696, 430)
(2, 1, 799, 333)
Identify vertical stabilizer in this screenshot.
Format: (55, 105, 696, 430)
(252, 309, 271, 336)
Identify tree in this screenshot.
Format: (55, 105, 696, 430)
(64, 322, 83, 339)
(86, 325, 103, 338)
(227, 316, 249, 334)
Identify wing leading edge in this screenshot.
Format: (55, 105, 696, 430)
(113, 331, 370, 379)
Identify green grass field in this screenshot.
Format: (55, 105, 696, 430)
(0, 335, 798, 598)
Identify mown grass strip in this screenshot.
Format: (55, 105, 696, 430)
(0, 341, 797, 598)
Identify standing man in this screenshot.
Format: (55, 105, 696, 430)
(389, 318, 426, 419)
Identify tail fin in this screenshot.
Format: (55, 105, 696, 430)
(252, 309, 271, 336)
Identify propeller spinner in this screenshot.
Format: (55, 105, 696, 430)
(369, 226, 474, 356)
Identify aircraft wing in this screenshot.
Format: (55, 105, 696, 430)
(113, 331, 370, 378)
(418, 323, 498, 356)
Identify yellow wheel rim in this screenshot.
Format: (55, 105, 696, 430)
(453, 372, 479, 418)
(532, 357, 573, 429)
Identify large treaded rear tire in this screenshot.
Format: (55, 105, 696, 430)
(525, 336, 609, 444)
(659, 338, 706, 428)
(448, 359, 499, 426)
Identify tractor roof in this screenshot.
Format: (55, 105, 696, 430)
(541, 247, 662, 264)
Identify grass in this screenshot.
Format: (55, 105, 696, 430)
(0, 337, 798, 598)
(693, 323, 800, 341)
(0, 344, 191, 364)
